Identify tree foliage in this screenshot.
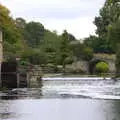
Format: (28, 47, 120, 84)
(59, 30, 70, 67)
(70, 41, 93, 61)
(25, 22, 44, 47)
(0, 4, 24, 60)
(2, 3, 116, 74)
(90, 0, 120, 54)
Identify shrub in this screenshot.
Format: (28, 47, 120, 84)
(95, 62, 109, 74)
(82, 47, 93, 61)
(64, 56, 74, 64)
(28, 51, 47, 65)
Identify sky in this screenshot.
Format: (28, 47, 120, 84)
(0, 0, 105, 39)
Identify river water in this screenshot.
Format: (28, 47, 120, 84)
(0, 77, 120, 120)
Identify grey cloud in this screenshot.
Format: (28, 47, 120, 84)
(13, 0, 105, 20)
(2, 0, 105, 19)
(19, 9, 96, 19)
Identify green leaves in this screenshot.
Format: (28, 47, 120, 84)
(93, 0, 120, 74)
(108, 21, 120, 51)
(25, 22, 44, 47)
(95, 62, 109, 73)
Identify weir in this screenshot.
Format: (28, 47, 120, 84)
(42, 77, 111, 81)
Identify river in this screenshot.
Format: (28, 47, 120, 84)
(0, 77, 120, 120)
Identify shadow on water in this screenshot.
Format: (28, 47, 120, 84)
(0, 88, 43, 100)
(0, 99, 120, 120)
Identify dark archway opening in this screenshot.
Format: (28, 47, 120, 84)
(1, 62, 18, 88)
(89, 59, 105, 75)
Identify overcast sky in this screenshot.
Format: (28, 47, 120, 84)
(1, 0, 105, 39)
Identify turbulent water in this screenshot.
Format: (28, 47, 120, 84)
(42, 77, 120, 100)
(0, 77, 120, 120)
(0, 77, 120, 100)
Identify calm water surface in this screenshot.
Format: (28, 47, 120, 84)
(0, 78, 120, 120)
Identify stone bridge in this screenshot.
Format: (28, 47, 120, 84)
(89, 54, 116, 74)
(69, 54, 116, 74)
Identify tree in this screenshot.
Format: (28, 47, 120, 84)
(84, 35, 114, 53)
(28, 50, 47, 65)
(15, 18, 26, 30)
(40, 30, 61, 65)
(82, 47, 93, 61)
(67, 33, 77, 41)
(108, 20, 120, 74)
(70, 42, 84, 60)
(25, 21, 44, 47)
(93, 0, 120, 75)
(93, 0, 120, 54)
(60, 30, 70, 69)
(0, 4, 24, 60)
(70, 41, 93, 61)
(94, 0, 120, 37)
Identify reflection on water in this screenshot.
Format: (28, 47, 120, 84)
(0, 78, 120, 120)
(0, 99, 120, 120)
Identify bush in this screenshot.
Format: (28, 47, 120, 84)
(95, 62, 109, 74)
(82, 47, 93, 61)
(64, 56, 74, 64)
(4, 52, 16, 62)
(28, 51, 47, 65)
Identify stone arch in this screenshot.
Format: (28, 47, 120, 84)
(89, 59, 108, 74)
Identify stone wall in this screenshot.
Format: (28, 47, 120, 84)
(66, 60, 89, 73)
(28, 65, 43, 88)
(66, 54, 116, 74)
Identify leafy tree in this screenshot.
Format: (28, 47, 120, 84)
(28, 50, 47, 65)
(84, 35, 114, 53)
(67, 33, 77, 41)
(70, 41, 93, 61)
(0, 4, 24, 60)
(82, 47, 93, 61)
(15, 18, 26, 29)
(25, 21, 44, 47)
(108, 21, 120, 51)
(40, 30, 61, 64)
(108, 20, 120, 74)
(70, 42, 84, 60)
(94, 0, 120, 36)
(93, 0, 120, 54)
(60, 30, 70, 69)
(93, 0, 120, 74)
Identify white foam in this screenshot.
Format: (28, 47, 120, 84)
(59, 91, 120, 100)
(42, 77, 111, 81)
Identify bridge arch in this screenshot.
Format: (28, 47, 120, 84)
(89, 58, 109, 74)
